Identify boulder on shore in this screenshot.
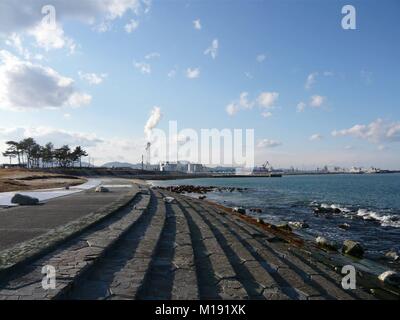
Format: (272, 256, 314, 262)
(313, 206, 342, 215)
(276, 223, 292, 232)
(256, 218, 265, 225)
(233, 207, 246, 215)
(385, 251, 400, 262)
(378, 271, 400, 287)
(342, 240, 364, 258)
(95, 186, 110, 193)
(315, 236, 338, 251)
(289, 221, 310, 229)
(11, 194, 39, 206)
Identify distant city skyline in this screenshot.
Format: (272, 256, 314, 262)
(1, 0, 400, 169)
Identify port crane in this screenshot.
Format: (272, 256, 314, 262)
(261, 161, 273, 172)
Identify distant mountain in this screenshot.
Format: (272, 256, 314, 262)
(102, 162, 142, 169)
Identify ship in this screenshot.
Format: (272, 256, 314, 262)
(235, 161, 283, 177)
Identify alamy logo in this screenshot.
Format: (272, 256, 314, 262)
(341, 265, 356, 290)
(41, 5, 57, 30)
(342, 5, 356, 30)
(148, 121, 255, 168)
(42, 265, 56, 290)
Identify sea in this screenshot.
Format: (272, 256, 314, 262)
(149, 173, 400, 256)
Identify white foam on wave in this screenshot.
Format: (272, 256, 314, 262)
(312, 202, 400, 228)
(357, 209, 400, 228)
(319, 202, 351, 213)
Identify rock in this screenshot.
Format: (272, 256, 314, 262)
(233, 207, 246, 215)
(95, 186, 110, 193)
(276, 223, 292, 232)
(256, 218, 265, 225)
(385, 251, 400, 262)
(11, 194, 39, 206)
(289, 221, 309, 229)
(342, 240, 364, 258)
(249, 208, 263, 213)
(314, 207, 341, 215)
(198, 195, 207, 200)
(315, 236, 338, 251)
(378, 271, 400, 287)
(164, 197, 176, 204)
(338, 223, 351, 230)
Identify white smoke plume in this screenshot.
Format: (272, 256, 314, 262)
(144, 106, 162, 141)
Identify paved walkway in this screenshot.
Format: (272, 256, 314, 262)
(0, 179, 133, 251)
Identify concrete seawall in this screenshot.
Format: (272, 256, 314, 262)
(0, 179, 397, 300)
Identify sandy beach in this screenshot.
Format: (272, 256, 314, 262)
(0, 169, 86, 193)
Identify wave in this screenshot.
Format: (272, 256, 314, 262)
(312, 202, 400, 228)
(356, 209, 400, 228)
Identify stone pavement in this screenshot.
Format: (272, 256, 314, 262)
(0, 184, 390, 300)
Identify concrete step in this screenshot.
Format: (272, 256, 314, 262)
(0, 189, 148, 300)
(178, 198, 248, 300)
(66, 190, 166, 300)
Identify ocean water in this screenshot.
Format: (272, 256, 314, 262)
(150, 174, 400, 255)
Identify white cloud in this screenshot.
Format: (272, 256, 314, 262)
(257, 92, 279, 109)
(305, 72, 318, 90)
(332, 118, 400, 144)
(296, 102, 306, 113)
(186, 67, 200, 79)
(78, 71, 107, 85)
(0, 126, 103, 147)
(204, 39, 219, 59)
(145, 52, 160, 60)
(226, 91, 279, 117)
(323, 71, 334, 76)
(0, 1, 151, 55)
(226, 103, 239, 116)
(257, 139, 282, 148)
(310, 95, 325, 108)
(305, 71, 334, 90)
(0, 50, 91, 111)
(5, 33, 32, 59)
(193, 19, 202, 30)
(238, 92, 253, 109)
(167, 69, 177, 78)
(134, 61, 151, 74)
(309, 133, 323, 141)
(28, 22, 76, 53)
(0, 0, 151, 34)
(0, 126, 149, 165)
(261, 111, 272, 118)
(144, 106, 162, 141)
(225, 92, 254, 116)
(256, 54, 266, 63)
(125, 19, 139, 33)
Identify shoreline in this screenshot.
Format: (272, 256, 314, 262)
(0, 177, 399, 299)
(150, 182, 400, 274)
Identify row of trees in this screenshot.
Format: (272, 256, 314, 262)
(2, 138, 88, 168)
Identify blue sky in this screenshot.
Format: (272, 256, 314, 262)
(0, 0, 399, 168)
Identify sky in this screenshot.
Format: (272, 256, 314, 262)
(0, 0, 399, 169)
